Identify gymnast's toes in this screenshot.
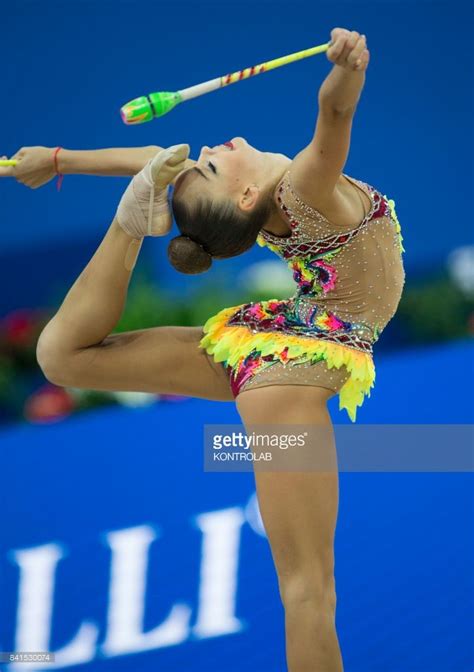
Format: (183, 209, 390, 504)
(151, 144, 190, 187)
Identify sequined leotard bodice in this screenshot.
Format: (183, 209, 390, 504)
(200, 169, 405, 421)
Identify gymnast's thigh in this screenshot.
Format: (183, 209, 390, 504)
(161, 326, 234, 401)
(80, 325, 235, 402)
(236, 359, 351, 401)
(234, 383, 340, 584)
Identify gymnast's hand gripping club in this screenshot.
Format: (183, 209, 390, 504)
(120, 42, 330, 125)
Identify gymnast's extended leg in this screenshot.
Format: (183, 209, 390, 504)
(36, 149, 233, 401)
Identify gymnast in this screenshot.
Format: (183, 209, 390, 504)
(1, 28, 405, 671)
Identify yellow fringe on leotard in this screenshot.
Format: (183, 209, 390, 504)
(384, 195, 405, 254)
(199, 305, 376, 422)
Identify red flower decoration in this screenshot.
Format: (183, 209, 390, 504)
(280, 347, 289, 363)
(24, 384, 76, 424)
(1, 309, 42, 347)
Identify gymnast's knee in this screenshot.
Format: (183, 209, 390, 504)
(278, 566, 337, 616)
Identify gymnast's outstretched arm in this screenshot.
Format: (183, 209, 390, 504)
(0, 145, 196, 188)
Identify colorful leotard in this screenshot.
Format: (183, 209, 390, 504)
(199, 169, 405, 421)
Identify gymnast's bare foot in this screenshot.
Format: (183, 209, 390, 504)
(116, 144, 190, 238)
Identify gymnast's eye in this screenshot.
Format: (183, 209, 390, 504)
(208, 161, 217, 174)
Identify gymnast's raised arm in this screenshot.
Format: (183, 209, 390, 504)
(0, 145, 197, 189)
(289, 27, 370, 213)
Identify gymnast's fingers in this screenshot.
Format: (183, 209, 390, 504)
(347, 35, 367, 69)
(27, 178, 48, 189)
(16, 174, 42, 189)
(339, 31, 361, 63)
(354, 45, 370, 72)
(329, 27, 350, 45)
(10, 147, 26, 162)
(0, 156, 14, 177)
(327, 28, 350, 61)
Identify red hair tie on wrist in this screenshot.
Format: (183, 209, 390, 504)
(53, 146, 64, 192)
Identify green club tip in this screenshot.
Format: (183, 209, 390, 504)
(120, 92, 182, 125)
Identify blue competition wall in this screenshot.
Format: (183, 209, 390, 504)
(1, 0, 473, 313)
(1, 341, 473, 672)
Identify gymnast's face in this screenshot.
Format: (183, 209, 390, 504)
(172, 137, 266, 212)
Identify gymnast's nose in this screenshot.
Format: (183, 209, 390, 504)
(199, 145, 218, 160)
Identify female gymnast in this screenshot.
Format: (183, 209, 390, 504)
(2, 28, 405, 671)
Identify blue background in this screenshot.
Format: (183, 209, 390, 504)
(1, 0, 473, 670)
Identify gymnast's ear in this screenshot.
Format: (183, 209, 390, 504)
(238, 183, 260, 212)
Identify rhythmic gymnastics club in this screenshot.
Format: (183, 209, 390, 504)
(120, 42, 330, 125)
(0, 160, 17, 166)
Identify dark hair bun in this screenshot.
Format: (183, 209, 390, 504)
(167, 235, 212, 275)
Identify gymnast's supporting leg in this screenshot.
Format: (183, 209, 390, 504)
(236, 385, 344, 672)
